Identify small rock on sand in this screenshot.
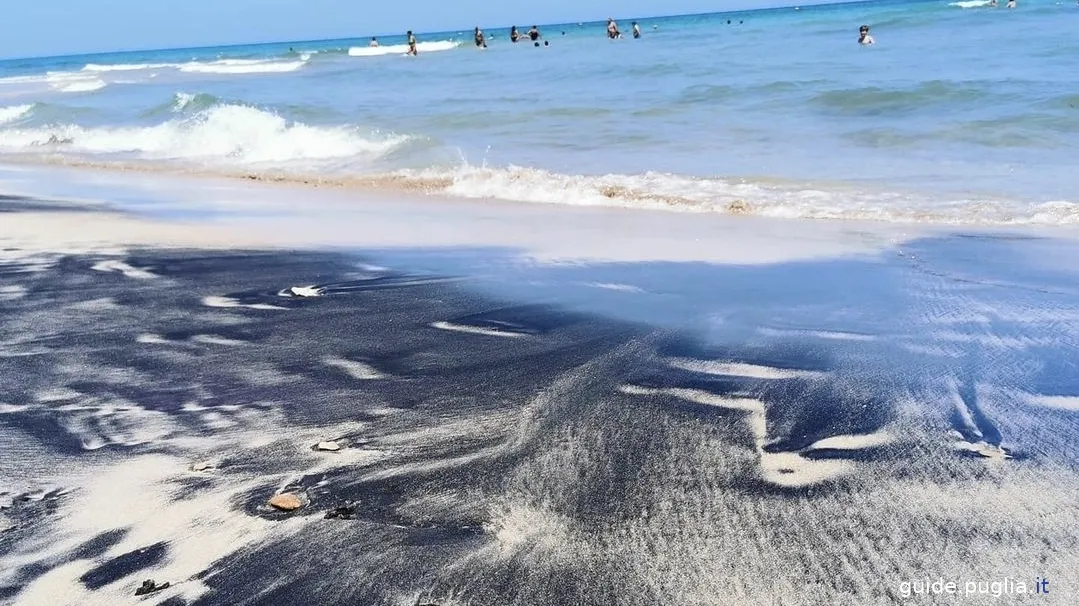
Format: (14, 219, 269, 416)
(190, 461, 214, 472)
(134, 579, 169, 596)
(324, 502, 357, 520)
(269, 493, 304, 511)
(315, 441, 341, 452)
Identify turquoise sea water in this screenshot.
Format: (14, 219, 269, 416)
(1, 0, 1078, 224)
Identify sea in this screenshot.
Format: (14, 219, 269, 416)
(1, 0, 1077, 225)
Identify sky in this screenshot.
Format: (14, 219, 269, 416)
(0, 0, 812, 59)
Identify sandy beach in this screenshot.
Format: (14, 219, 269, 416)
(2, 164, 1079, 605)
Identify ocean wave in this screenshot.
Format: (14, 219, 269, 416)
(82, 62, 173, 72)
(173, 92, 221, 112)
(0, 104, 33, 125)
(348, 40, 460, 57)
(177, 58, 308, 74)
(812, 81, 990, 116)
(0, 103, 406, 164)
(949, 0, 992, 7)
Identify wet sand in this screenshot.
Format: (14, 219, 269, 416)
(2, 172, 1079, 605)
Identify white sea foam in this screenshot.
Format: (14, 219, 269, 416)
(178, 58, 307, 74)
(403, 164, 1079, 226)
(0, 104, 407, 165)
(950, 0, 992, 7)
(81, 62, 173, 73)
(0, 104, 32, 125)
(45, 72, 107, 93)
(348, 40, 460, 57)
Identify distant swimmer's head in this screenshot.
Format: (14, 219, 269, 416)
(859, 25, 869, 33)
(535, 42, 540, 47)
(544, 41, 549, 46)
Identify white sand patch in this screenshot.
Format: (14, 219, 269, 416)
(201, 295, 286, 311)
(758, 327, 878, 342)
(281, 285, 324, 297)
(323, 356, 386, 380)
(0, 284, 27, 301)
(1026, 394, 1079, 412)
(583, 282, 644, 293)
(430, 321, 526, 338)
(620, 384, 871, 488)
(189, 334, 248, 346)
(33, 387, 83, 402)
(482, 503, 572, 561)
(68, 297, 121, 311)
(136, 333, 170, 344)
(806, 431, 894, 451)
(618, 385, 763, 413)
(759, 451, 854, 488)
(954, 440, 1011, 460)
(7, 455, 302, 606)
(90, 259, 158, 279)
(665, 357, 824, 380)
(54, 399, 177, 450)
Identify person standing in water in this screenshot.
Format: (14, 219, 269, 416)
(510, 26, 520, 43)
(632, 22, 642, 38)
(369, 37, 380, 47)
(406, 31, 418, 55)
(1006, 0, 1016, 7)
(474, 27, 487, 48)
(528, 25, 541, 41)
(858, 24, 875, 45)
(607, 18, 621, 39)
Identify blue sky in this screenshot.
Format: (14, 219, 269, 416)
(0, 0, 808, 59)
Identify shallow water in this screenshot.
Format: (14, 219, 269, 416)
(1, 0, 1078, 223)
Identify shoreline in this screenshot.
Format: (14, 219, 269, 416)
(2, 153, 1077, 228)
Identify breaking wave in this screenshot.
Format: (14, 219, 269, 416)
(0, 104, 34, 125)
(0, 103, 408, 165)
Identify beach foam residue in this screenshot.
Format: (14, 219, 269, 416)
(348, 40, 460, 57)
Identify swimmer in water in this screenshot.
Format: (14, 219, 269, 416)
(474, 27, 487, 48)
(369, 37, 379, 47)
(510, 26, 520, 43)
(406, 30, 418, 55)
(632, 22, 641, 38)
(1006, 0, 1015, 7)
(528, 25, 541, 41)
(989, 0, 997, 5)
(858, 24, 875, 45)
(607, 18, 621, 39)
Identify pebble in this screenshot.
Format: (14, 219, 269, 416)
(268, 493, 304, 511)
(134, 579, 169, 596)
(315, 441, 341, 452)
(190, 461, 214, 472)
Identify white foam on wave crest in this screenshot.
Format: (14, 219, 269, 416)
(949, 0, 992, 7)
(81, 62, 173, 73)
(404, 164, 1079, 226)
(0, 103, 408, 165)
(178, 58, 307, 74)
(348, 40, 460, 57)
(0, 104, 33, 125)
(45, 72, 108, 93)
